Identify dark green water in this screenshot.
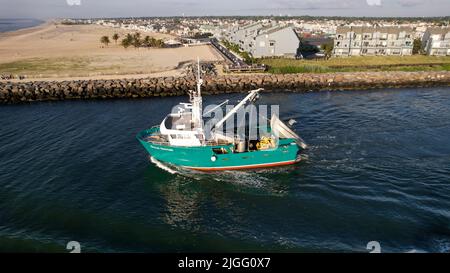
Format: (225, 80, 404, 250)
(1, 87, 450, 253)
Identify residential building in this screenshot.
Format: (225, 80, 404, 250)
(228, 22, 264, 49)
(250, 26, 300, 58)
(423, 27, 450, 56)
(333, 26, 414, 56)
(226, 23, 300, 58)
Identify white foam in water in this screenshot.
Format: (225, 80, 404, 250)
(149, 156, 205, 180)
(150, 156, 179, 175)
(219, 167, 297, 190)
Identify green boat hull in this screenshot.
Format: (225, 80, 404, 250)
(137, 127, 302, 171)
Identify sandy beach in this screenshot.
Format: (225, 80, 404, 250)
(0, 21, 223, 80)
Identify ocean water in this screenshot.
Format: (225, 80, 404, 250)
(1, 87, 450, 253)
(0, 19, 43, 33)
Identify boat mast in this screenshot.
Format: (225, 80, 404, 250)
(191, 58, 203, 130)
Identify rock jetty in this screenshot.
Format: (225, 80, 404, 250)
(1, 71, 449, 104)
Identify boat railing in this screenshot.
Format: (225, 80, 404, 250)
(145, 138, 228, 147)
(143, 138, 170, 145)
(139, 126, 231, 147)
(144, 136, 229, 147)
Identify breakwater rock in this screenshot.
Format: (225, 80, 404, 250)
(1, 71, 449, 104)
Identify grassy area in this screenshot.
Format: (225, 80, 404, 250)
(258, 55, 450, 74)
(0, 58, 90, 77)
(267, 63, 450, 74)
(0, 57, 123, 78)
(268, 65, 331, 74)
(2, 55, 449, 78)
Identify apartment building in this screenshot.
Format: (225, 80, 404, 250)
(226, 23, 300, 58)
(423, 27, 450, 56)
(250, 26, 300, 58)
(227, 22, 264, 47)
(333, 26, 414, 56)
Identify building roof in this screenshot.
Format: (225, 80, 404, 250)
(256, 24, 279, 34)
(255, 24, 296, 36)
(427, 27, 450, 35)
(336, 26, 352, 34)
(239, 21, 263, 31)
(336, 26, 413, 35)
(265, 25, 293, 35)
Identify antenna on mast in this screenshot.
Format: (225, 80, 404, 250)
(196, 57, 203, 96)
(197, 57, 200, 81)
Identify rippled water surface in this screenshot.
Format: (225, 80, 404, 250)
(1, 87, 450, 252)
(0, 19, 43, 33)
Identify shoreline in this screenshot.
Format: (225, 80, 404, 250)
(0, 19, 48, 37)
(1, 71, 449, 104)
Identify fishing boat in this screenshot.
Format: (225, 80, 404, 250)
(137, 60, 307, 171)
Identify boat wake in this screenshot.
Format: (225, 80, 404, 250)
(212, 170, 269, 188)
(149, 156, 207, 179)
(149, 156, 179, 175)
(149, 154, 305, 196)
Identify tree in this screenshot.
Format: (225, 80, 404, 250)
(321, 42, 334, 59)
(143, 36, 152, 48)
(125, 33, 133, 44)
(121, 37, 131, 49)
(120, 33, 134, 49)
(112, 33, 120, 44)
(132, 32, 142, 49)
(154, 39, 165, 48)
(413, 38, 423, 55)
(100, 36, 110, 47)
(118, 32, 166, 49)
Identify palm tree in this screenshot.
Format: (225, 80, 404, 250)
(112, 33, 120, 44)
(149, 37, 157, 47)
(121, 38, 131, 49)
(143, 36, 151, 48)
(132, 32, 142, 49)
(100, 36, 110, 47)
(155, 39, 165, 48)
